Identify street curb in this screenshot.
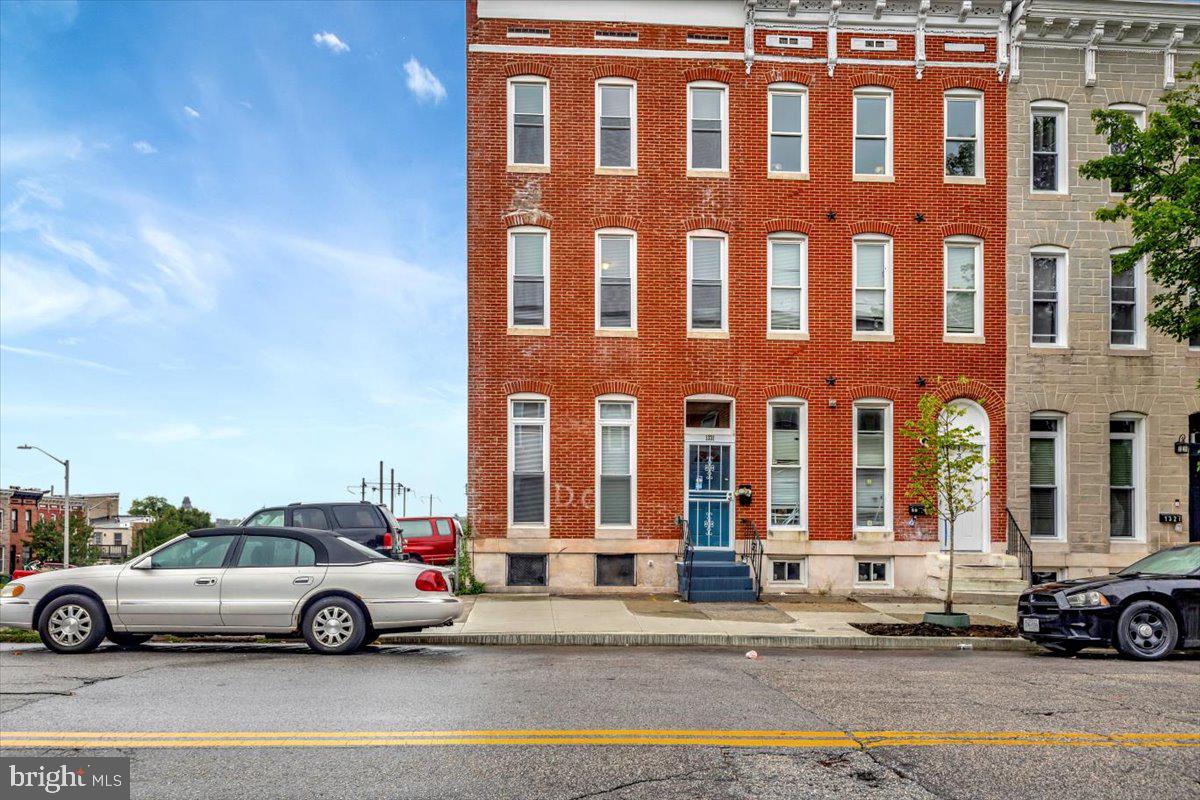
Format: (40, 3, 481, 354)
(378, 632, 1038, 651)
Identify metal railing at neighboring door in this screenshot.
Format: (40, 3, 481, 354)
(1006, 508, 1034, 585)
(674, 514, 695, 602)
(738, 517, 764, 601)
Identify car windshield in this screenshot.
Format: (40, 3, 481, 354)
(336, 536, 389, 561)
(1118, 546, 1200, 576)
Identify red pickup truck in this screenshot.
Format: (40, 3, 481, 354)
(394, 517, 459, 565)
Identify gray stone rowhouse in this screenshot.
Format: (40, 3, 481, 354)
(1005, 0, 1200, 579)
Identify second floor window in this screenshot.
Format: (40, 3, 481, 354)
(688, 233, 726, 332)
(853, 87, 892, 177)
(1108, 103, 1146, 194)
(508, 77, 548, 167)
(768, 235, 806, 333)
(945, 90, 982, 178)
(688, 83, 727, 171)
(596, 231, 634, 329)
(944, 239, 982, 337)
(768, 84, 807, 174)
(596, 80, 635, 169)
(1110, 250, 1143, 347)
(1031, 248, 1067, 346)
(853, 236, 891, 334)
(509, 228, 548, 328)
(1031, 102, 1066, 192)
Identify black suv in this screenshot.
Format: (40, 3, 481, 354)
(241, 502, 399, 558)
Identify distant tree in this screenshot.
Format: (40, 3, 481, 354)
(128, 496, 172, 518)
(128, 497, 213, 554)
(1078, 64, 1199, 346)
(28, 515, 98, 566)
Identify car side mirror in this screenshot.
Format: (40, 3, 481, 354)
(132, 557, 152, 570)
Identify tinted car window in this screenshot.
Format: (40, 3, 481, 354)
(291, 508, 330, 530)
(332, 506, 383, 528)
(397, 520, 433, 538)
(435, 519, 453, 536)
(336, 536, 389, 561)
(152, 535, 237, 569)
(237, 535, 317, 567)
(246, 509, 285, 527)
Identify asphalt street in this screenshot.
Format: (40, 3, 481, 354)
(1, 641, 1197, 799)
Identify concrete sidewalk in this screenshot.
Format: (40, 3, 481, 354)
(386, 594, 1034, 651)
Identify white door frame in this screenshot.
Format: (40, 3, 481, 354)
(683, 395, 735, 550)
(941, 399, 990, 553)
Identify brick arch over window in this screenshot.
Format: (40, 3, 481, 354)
(940, 222, 989, 240)
(683, 381, 738, 399)
(762, 384, 812, 401)
(851, 72, 898, 90)
(847, 221, 898, 237)
(941, 76, 990, 92)
(503, 379, 553, 397)
(592, 213, 640, 231)
(846, 384, 900, 402)
(683, 215, 734, 233)
(503, 210, 553, 228)
(683, 66, 730, 84)
(764, 218, 814, 236)
(504, 61, 552, 78)
(592, 379, 640, 397)
(593, 64, 640, 81)
(932, 378, 1004, 419)
(768, 68, 816, 86)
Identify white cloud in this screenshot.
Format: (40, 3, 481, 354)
(139, 226, 228, 311)
(403, 57, 446, 104)
(0, 344, 127, 374)
(183, 106, 200, 118)
(118, 423, 248, 444)
(313, 31, 349, 54)
(0, 253, 129, 334)
(0, 134, 84, 170)
(132, 140, 157, 154)
(38, 230, 112, 276)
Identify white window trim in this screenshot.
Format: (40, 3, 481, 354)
(943, 236, 984, 341)
(508, 393, 550, 530)
(852, 399, 893, 534)
(507, 226, 551, 331)
(767, 233, 808, 335)
(594, 78, 637, 173)
(944, 88, 984, 182)
(768, 557, 808, 588)
(1109, 413, 1146, 542)
(767, 397, 808, 533)
(686, 229, 729, 335)
(767, 82, 809, 178)
(686, 81, 728, 175)
(507, 76, 550, 170)
(1107, 103, 1146, 196)
(852, 86, 893, 179)
(1030, 245, 1069, 348)
(851, 234, 893, 339)
(1029, 412, 1067, 540)
(1030, 100, 1067, 195)
(1109, 248, 1147, 350)
(854, 557, 894, 588)
(595, 395, 637, 530)
(594, 228, 637, 332)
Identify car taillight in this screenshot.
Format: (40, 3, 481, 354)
(415, 569, 448, 592)
(382, 532, 394, 549)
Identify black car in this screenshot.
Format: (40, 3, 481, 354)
(241, 502, 400, 558)
(1018, 545, 1200, 660)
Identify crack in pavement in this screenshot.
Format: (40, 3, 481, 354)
(560, 767, 721, 800)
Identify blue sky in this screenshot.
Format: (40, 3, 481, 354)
(0, 0, 466, 519)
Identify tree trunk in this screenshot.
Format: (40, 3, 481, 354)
(944, 515, 955, 614)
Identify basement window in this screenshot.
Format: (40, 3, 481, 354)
(1031, 569, 1061, 585)
(595, 554, 636, 587)
(771, 559, 807, 586)
(507, 554, 547, 587)
(855, 559, 891, 586)
(687, 32, 729, 45)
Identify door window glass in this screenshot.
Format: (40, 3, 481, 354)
(236, 535, 316, 567)
(435, 519, 453, 536)
(291, 508, 330, 529)
(245, 509, 285, 527)
(396, 520, 434, 538)
(151, 535, 237, 569)
(332, 506, 383, 528)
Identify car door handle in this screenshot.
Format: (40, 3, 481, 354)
(194, 577, 217, 586)
(293, 576, 313, 585)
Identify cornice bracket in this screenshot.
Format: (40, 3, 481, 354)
(915, 0, 930, 81)
(1164, 25, 1184, 90)
(1084, 20, 1105, 87)
(827, 0, 841, 78)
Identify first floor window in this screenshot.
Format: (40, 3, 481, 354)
(854, 237, 891, 333)
(1031, 250, 1066, 345)
(597, 232, 634, 329)
(769, 401, 805, 528)
(1109, 417, 1141, 539)
(597, 399, 634, 526)
(854, 403, 890, 529)
(510, 397, 548, 525)
(944, 239, 982, 336)
(1029, 416, 1063, 537)
(509, 78, 548, 166)
(856, 559, 890, 585)
(688, 233, 726, 331)
(1110, 251, 1142, 347)
(509, 228, 548, 327)
(768, 235, 806, 332)
(944, 90, 982, 177)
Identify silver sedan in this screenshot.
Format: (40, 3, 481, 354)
(0, 527, 461, 655)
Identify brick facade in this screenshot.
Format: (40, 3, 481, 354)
(467, 1, 1010, 594)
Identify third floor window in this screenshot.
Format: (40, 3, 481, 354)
(688, 82, 727, 172)
(596, 80, 635, 170)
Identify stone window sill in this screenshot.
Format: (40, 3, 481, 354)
(944, 175, 986, 185)
(852, 332, 894, 343)
(767, 331, 809, 341)
(944, 333, 985, 344)
(508, 164, 550, 174)
(596, 328, 637, 338)
(595, 166, 637, 176)
(853, 174, 894, 183)
(508, 326, 550, 336)
(686, 169, 729, 179)
(687, 330, 730, 340)
(768, 171, 809, 181)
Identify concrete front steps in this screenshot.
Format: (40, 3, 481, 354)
(677, 550, 757, 603)
(925, 552, 1029, 604)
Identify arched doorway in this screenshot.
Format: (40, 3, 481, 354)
(941, 400, 990, 552)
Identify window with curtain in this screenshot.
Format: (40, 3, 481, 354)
(945, 242, 980, 335)
(854, 405, 889, 529)
(769, 403, 804, 527)
(598, 233, 633, 328)
(598, 400, 633, 525)
(510, 230, 547, 327)
(511, 399, 547, 524)
(944, 91, 981, 177)
(769, 237, 805, 332)
(598, 82, 633, 168)
(1029, 417, 1061, 537)
(854, 239, 889, 333)
(769, 87, 805, 174)
(1109, 419, 1137, 538)
(853, 89, 891, 176)
(689, 85, 725, 170)
(511, 80, 547, 166)
(1031, 252, 1063, 345)
(689, 235, 724, 330)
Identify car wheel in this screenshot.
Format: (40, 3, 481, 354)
(107, 632, 152, 649)
(1114, 600, 1178, 661)
(38, 594, 108, 654)
(302, 597, 367, 655)
(1041, 641, 1085, 656)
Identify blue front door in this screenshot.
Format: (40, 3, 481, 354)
(687, 443, 732, 548)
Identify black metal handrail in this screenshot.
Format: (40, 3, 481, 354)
(738, 518, 764, 601)
(1006, 508, 1034, 585)
(675, 514, 695, 602)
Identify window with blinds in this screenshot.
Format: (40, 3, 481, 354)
(689, 234, 725, 331)
(769, 236, 805, 332)
(854, 405, 889, 529)
(1029, 416, 1061, 537)
(598, 400, 634, 526)
(945, 242, 980, 335)
(854, 238, 889, 333)
(597, 81, 634, 168)
(510, 79, 548, 166)
(510, 398, 547, 525)
(769, 403, 804, 528)
(510, 230, 547, 327)
(597, 233, 633, 329)
(1109, 418, 1138, 538)
(689, 84, 725, 170)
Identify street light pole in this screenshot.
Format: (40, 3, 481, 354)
(17, 444, 70, 567)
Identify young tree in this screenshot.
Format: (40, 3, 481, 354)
(900, 385, 989, 616)
(1078, 64, 1199, 345)
(28, 515, 99, 566)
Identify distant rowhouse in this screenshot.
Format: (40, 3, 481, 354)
(0, 488, 120, 573)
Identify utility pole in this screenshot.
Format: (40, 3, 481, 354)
(360, 478, 367, 501)
(400, 485, 411, 516)
(422, 494, 440, 515)
(378, 461, 384, 505)
(389, 468, 395, 515)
